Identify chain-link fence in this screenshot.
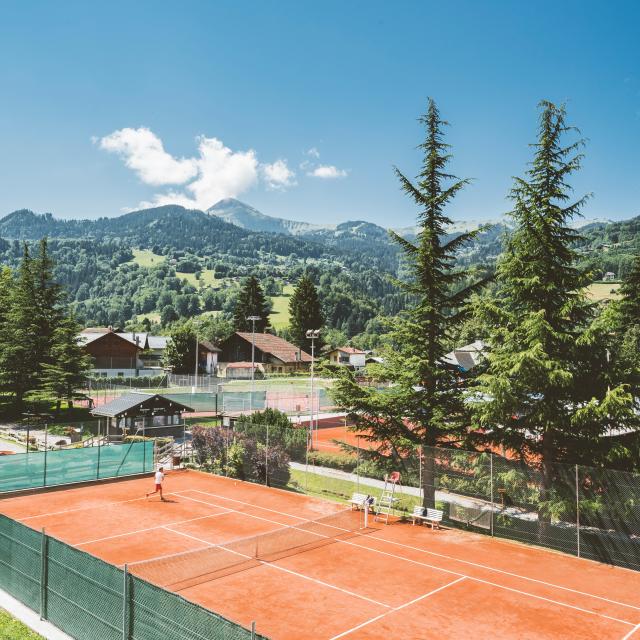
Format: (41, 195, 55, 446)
(186, 421, 640, 572)
(0, 514, 266, 640)
(0, 441, 154, 493)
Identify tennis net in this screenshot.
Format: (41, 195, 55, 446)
(128, 508, 366, 591)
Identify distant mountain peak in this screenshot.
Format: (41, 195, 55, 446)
(207, 198, 332, 235)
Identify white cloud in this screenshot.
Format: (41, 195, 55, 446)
(98, 129, 260, 210)
(98, 127, 197, 186)
(306, 147, 320, 158)
(262, 159, 296, 190)
(308, 164, 348, 179)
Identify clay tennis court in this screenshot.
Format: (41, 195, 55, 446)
(1, 470, 639, 640)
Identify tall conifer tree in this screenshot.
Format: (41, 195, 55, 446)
(288, 274, 324, 352)
(333, 99, 486, 507)
(233, 276, 271, 333)
(474, 102, 635, 480)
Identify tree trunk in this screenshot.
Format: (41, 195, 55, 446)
(422, 452, 436, 509)
(538, 429, 554, 544)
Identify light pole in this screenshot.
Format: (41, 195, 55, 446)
(305, 329, 320, 448)
(247, 316, 261, 413)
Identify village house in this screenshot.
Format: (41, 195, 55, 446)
(325, 346, 367, 370)
(218, 332, 311, 378)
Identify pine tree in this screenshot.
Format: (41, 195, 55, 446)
(32, 238, 64, 376)
(332, 99, 487, 507)
(288, 274, 324, 352)
(40, 314, 93, 416)
(1, 246, 40, 409)
(617, 254, 640, 325)
(233, 276, 271, 332)
(474, 102, 635, 479)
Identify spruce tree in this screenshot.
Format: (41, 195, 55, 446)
(332, 99, 486, 507)
(40, 314, 93, 415)
(2, 246, 40, 409)
(288, 274, 324, 352)
(233, 276, 271, 333)
(474, 102, 635, 480)
(617, 254, 640, 325)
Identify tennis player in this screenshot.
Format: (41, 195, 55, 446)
(146, 466, 166, 501)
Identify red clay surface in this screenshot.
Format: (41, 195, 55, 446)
(1, 470, 640, 640)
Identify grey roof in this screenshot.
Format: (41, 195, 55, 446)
(147, 335, 169, 350)
(443, 340, 486, 372)
(91, 392, 194, 417)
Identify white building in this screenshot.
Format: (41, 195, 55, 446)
(326, 346, 367, 370)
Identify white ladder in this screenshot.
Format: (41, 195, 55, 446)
(375, 474, 400, 524)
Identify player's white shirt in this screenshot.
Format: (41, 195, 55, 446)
(155, 471, 164, 484)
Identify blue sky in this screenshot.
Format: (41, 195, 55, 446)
(0, 0, 638, 227)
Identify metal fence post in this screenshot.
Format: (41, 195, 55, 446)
(490, 453, 494, 537)
(575, 464, 580, 558)
(265, 424, 269, 486)
(43, 424, 48, 487)
(251, 621, 256, 639)
(96, 421, 102, 480)
(39, 528, 48, 620)
(122, 564, 130, 640)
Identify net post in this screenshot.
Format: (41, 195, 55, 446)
(39, 527, 48, 620)
(122, 563, 130, 640)
(251, 621, 256, 640)
(575, 464, 580, 558)
(490, 452, 494, 537)
(364, 502, 369, 529)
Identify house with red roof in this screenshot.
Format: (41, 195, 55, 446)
(218, 332, 311, 378)
(325, 346, 366, 370)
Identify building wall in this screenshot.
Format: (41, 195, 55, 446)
(349, 353, 366, 369)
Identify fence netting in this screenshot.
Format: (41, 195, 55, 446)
(187, 421, 640, 571)
(0, 441, 154, 493)
(0, 514, 267, 640)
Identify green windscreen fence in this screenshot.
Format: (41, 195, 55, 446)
(0, 441, 154, 493)
(0, 514, 266, 640)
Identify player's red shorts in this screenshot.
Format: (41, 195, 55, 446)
(155, 484, 162, 491)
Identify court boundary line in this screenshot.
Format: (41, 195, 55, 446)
(75, 508, 231, 547)
(17, 493, 175, 521)
(172, 492, 636, 627)
(164, 525, 391, 609)
(181, 488, 640, 614)
(328, 577, 467, 640)
(622, 624, 640, 640)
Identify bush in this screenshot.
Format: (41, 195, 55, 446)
(89, 375, 167, 388)
(308, 451, 357, 473)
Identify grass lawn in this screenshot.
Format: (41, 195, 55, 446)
(185, 416, 221, 427)
(585, 282, 622, 302)
(0, 609, 44, 640)
(176, 269, 218, 290)
(269, 284, 294, 330)
(130, 248, 166, 267)
(136, 312, 161, 323)
(287, 467, 421, 515)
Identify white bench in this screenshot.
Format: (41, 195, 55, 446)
(351, 493, 376, 512)
(412, 505, 443, 529)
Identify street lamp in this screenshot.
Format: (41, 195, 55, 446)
(306, 329, 321, 447)
(247, 316, 261, 413)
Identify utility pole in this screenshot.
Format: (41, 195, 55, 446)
(247, 316, 261, 414)
(305, 329, 320, 448)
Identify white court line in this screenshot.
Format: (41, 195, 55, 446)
(329, 577, 467, 640)
(181, 488, 640, 614)
(175, 492, 637, 627)
(17, 493, 170, 521)
(164, 526, 390, 609)
(622, 624, 640, 640)
(75, 509, 231, 547)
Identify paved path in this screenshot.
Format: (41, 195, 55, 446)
(0, 437, 26, 453)
(290, 461, 538, 521)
